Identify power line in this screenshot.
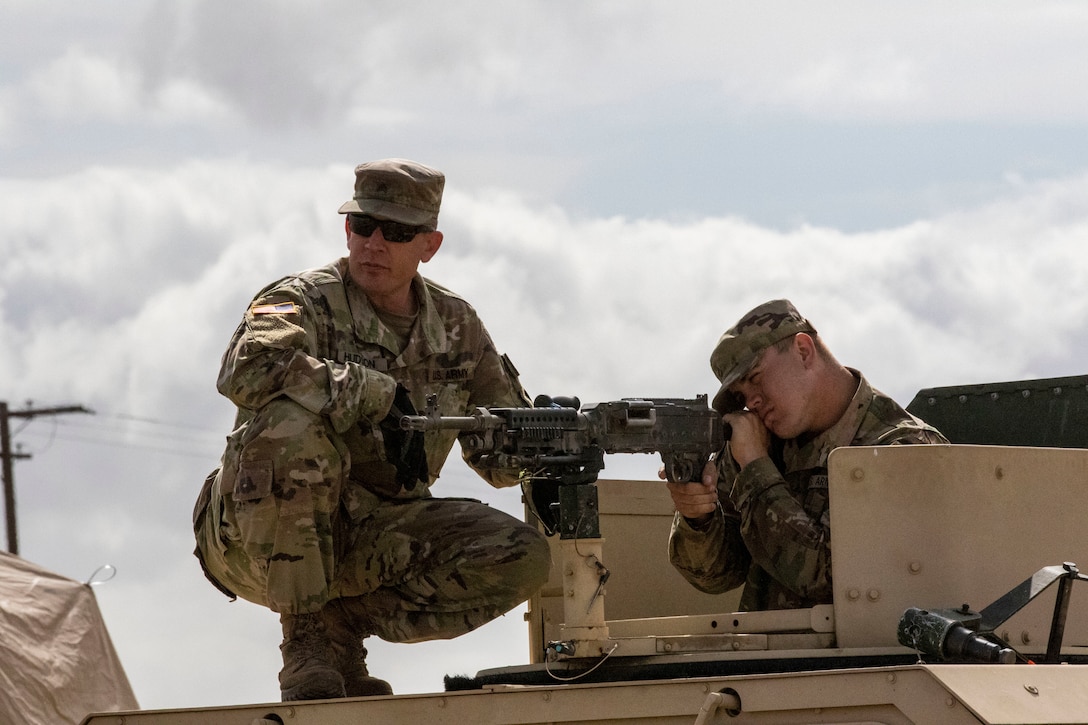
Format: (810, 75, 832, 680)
(14, 411, 225, 459)
(0, 401, 93, 555)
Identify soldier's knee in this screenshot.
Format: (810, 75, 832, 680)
(241, 400, 345, 474)
(513, 524, 552, 593)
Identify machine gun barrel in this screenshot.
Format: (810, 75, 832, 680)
(400, 413, 487, 432)
(399, 394, 727, 485)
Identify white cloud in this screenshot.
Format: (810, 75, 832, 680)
(6, 1, 1087, 142)
(674, 1, 1088, 121)
(26, 47, 142, 120)
(17, 46, 234, 127)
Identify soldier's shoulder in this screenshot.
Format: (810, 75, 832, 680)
(287, 262, 344, 291)
(866, 387, 912, 422)
(254, 262, 344, 299)
(863, 387, 948, 444)
(422, 277, 480, 318)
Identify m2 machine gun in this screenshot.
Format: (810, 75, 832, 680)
(401, 394, 727, 659)
(400, 393, 726, 531)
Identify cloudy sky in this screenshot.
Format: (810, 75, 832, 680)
(4, 0, 1088, 712)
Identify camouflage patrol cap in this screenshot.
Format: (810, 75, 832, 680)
(337, 158, 444, 228)
(710, 299, 816, 413)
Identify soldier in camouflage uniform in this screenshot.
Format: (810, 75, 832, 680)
(193, 159, 550, 701)
(667, 299, 947, 611)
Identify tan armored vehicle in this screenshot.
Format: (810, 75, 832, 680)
(83, 376, 1088, 724)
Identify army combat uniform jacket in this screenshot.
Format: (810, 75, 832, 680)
(215, 258, 529, 499)
(194, 258, 534, 616)
(668, 370, 947, 611)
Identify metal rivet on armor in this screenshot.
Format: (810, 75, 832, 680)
(867, 589, 881, 602)
(847, 588, 860, 601)
(851, 468, 864, 482)
(908, 561, 922, 574)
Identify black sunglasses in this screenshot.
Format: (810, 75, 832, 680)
(348, 214, 432, 243)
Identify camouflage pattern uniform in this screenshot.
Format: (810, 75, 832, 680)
(668, 299, 947, 611)
(669, 372, 947, 610)
(193, 258, 550, 643)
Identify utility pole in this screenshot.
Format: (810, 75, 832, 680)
(0, 401, 93, 555)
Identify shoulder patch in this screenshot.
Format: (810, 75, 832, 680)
(250, 302, 300, 315)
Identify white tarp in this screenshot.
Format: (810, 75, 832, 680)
(0, 551, 138, 725)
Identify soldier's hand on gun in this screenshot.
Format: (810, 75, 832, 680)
(723, 410, 771, 468)
(661, 457, 720, 524)
(379, 383, 429, 489)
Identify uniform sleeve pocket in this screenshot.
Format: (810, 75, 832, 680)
(234, 460, 273, 501)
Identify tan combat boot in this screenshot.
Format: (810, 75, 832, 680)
(323, 598, 393, 697)
(278, 612, 346, 701)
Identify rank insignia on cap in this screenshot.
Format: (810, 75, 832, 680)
(250, 302, 299, 315)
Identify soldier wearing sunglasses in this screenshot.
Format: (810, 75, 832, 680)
(193, 159, 549, 701)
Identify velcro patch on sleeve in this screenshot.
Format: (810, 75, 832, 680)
(250, 302, 300, 315)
